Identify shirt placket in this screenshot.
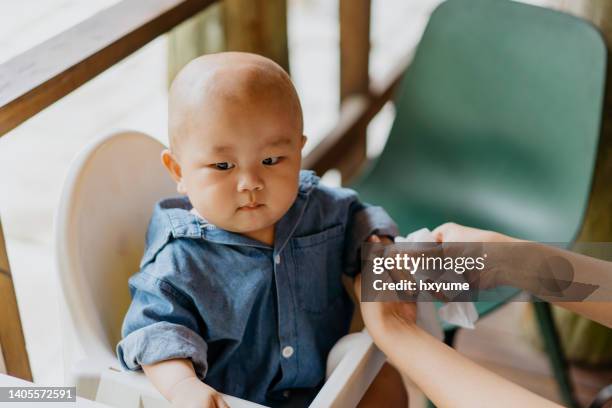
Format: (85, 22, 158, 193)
(273, 246, 299, 388)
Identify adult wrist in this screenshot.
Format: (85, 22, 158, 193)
(376, 308, 419, 340)
(487, 239, 546, 291)
(372, 318, 424, 354)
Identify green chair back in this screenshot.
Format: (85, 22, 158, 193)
(353, 0, 606, 244)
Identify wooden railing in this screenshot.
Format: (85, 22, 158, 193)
(0, 0, 408, 381)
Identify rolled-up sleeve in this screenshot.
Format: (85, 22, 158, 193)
(116, 271, 208, 379)
(344, 201, 399, 277)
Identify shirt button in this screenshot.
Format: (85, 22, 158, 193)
(274, 254, 281, 264)
(283, 390, 291, 398)
(282, 346, 294, 358)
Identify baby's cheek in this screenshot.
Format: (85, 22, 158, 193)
(272, 178, 299, 213)
(192, 186, 231, 218)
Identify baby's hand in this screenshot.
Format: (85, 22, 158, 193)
(169, 377, 228, 408)
(367, 234, 394, 244)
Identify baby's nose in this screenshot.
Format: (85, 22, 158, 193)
(237, 172, 264, 192)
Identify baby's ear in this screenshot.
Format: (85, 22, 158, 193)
(301, 135, 308, 148)
(160, 149, 185, 193)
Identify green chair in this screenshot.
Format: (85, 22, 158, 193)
(352, 0, 606, 406)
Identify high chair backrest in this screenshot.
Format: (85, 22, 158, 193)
(56, 132, 386, 408)
(55, 131, 176, 363)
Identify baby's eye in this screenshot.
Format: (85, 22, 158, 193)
(262, 157, 281, 166)
(212, 162, 235, 171)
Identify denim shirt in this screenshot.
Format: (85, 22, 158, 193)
(117, 170, 398, 404)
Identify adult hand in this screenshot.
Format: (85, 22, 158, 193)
(431, 222, 521, 290)
(432, 222, 517, 244)
(354, 273, 418, 341)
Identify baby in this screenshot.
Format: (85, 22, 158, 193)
(117, 52, 406, 407)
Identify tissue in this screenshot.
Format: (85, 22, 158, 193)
(395, 228, 479, 335)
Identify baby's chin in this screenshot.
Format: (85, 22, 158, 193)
(213, 211, 281, 234)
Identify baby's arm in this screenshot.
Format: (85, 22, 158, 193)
(343, 195, 399, 278)
(143, 359, 227, 408)
(118, 244, 219, 406)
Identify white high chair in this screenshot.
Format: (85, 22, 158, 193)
(54, 131, 386, 408)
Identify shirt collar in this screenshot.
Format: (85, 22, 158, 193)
(157, 170, 319, 251)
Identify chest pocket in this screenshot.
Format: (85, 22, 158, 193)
(290, 224, 345, 313)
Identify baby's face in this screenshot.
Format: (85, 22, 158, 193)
(174, 93, 304, 238)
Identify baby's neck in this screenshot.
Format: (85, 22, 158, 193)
(190, 208, 275, 246)
(243, 225, 275, 246)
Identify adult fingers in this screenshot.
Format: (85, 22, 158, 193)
(431, 222, 457, 243)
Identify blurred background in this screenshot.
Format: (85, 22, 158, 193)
(0, 0, 611, 406)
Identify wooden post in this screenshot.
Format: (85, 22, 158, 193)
(338, 0, 371, 184)
(0, 219, 32, 381)
(167, 2, 226, 85)
(223, 0, 289, 72)
(577, 65, 612, 247)
(303, 52, 410, 176)
(567, 1, 612, 245)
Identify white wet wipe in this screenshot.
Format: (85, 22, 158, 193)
(394, 228, 479, 337)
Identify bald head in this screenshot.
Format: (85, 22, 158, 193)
(168, 52, 303, 155)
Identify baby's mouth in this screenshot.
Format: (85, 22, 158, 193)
(239, 202, 264, 211)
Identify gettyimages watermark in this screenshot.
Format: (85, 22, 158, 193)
(360, 242, 612, 302)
